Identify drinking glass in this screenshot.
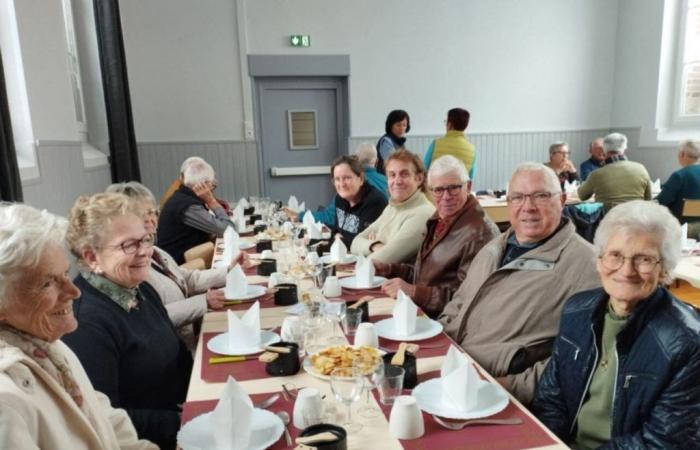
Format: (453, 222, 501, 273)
(354, 357, 384, 418)
(378, 365, 405, 405)
(323, 299, 347, 338)
(342, 308, 363, 336)
(330, 368, 364, 433)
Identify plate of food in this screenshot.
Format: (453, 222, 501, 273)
(303, 345, 383, 380)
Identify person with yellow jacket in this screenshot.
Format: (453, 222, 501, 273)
(423, 108, 476, 178)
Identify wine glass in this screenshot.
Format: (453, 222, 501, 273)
(323, 299, 346, 339)
(330, 367, 364, 433)
(354, 358, 385, 418)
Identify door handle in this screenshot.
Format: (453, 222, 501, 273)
(270, 166, 330, 176)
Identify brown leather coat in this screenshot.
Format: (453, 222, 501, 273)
(382, 195, 500, 318)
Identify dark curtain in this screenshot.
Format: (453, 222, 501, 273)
(93, 0, 141, 182)
(0, 49, 23, 201)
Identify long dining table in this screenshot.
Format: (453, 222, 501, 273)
(182, 235, 569, 450)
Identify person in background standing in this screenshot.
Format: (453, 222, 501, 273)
(376, 110, 410, 174)
(423, 108, 476, 179)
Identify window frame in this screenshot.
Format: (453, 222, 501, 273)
(672, 0, 700, 126)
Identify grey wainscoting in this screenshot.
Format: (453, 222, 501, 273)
(350, 129, 611, 191)
(137, 140, 261, 203)
(21, 141, 111, 216)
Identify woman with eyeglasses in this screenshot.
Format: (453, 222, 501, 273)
(532, 200, 700, 449)
(106, 182, 248, 351)
(62, 193, 192, 450)
(373, 155, 499, 318)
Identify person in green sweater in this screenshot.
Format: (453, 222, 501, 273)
(577, 132, 652, 211)
(423, 108, 476, 179)
(351, 149, 435, 264)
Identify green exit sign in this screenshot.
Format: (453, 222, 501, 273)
(290, 35, 311, 47)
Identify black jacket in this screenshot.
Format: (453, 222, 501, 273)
(157, 184, 212, 264)
(532, 287, 700, 449)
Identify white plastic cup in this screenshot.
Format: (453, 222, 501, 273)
(261, 249, 274, 259)
(293, 387, 323, 429)
(268, 272, 284, 288)
(389, 395, 424, 439)
(281, 316, 303, 342)
(323, 276, 342, 297)
(353, 322, 378, 348)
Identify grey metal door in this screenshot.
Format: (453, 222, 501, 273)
(254, 77, 347, 210)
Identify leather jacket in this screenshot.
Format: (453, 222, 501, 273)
(532, 287, 700, 449)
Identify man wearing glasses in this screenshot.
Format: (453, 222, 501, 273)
(373, 155, 499, 318)
(157, 159, 234, 264)
(439, 162, 600, 405)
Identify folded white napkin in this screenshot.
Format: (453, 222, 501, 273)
(682, 223, 689, 248)
(224, 264, 248, 299)
(392, 290, 417, 335)
(563, 179, 578, 194)
(303, 211, 315, 228)
(239, 197, 250, 208)
(233, 203, 244, 219)
(282, 221, 294, 234)
(355, 255, 375, 287)
(235, 214, 247, 234)
(440, 346, 481, 412)
(288, 195, 299, 212)
(306, 251, 320, 265)
(330, 238, 347, 262)
(211, 376, 253, 450)
(226, 301, 261, 350)
(223, 226, 240, 266)
(308, 221, 323, 239)
(652, 178, 661, 192)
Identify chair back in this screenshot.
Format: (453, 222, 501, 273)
(682, 199, 700, 218)
(183, 241, 214, 269)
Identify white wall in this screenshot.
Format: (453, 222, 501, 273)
(245, 0, 619, 136)
(120, 0, 245, 142)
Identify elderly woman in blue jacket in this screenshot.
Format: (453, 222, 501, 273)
(532, 200, 700, 449)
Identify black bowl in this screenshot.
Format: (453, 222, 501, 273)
(256, 239, 273, 253)
(298, 424, 347, 450)
(253, 224, 267, 234)
(382, 352, 417, 389)
(243, 206, 255, 215)
(344, 301, 369, 322)
(273, 283, 298, 306)
(308, 238, 331, 254)
(257, 258, 277, 276)
(250, 213, 262, 223)
(265, 341, 300, 376)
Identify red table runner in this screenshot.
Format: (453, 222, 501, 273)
(201, 332, 282, 382)
(181, 393, 299, 450)
(372, 371, 556, 450)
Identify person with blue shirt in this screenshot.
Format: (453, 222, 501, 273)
(355, 142, 389, 199)
(656, 139, 700, 235)
(580, 138, 605, 181)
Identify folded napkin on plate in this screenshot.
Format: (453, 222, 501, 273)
(223, 226, 240, 267)
(330, 238, 347, 262)
(441, 346, 482, 412)
(211, 376, 254, 450)
(682, 223, 689, 249)
(652, 178, 661, 192)
(307, 221, 323, 239)
(563, 179, 578, 194)
(302, 211, 316, 228)
(227, 301, 261, 350)
(288, 195, 299, 212)
(225, 264, 248, 299)
(282, 221, 294, 234)
(393, 289, 417, 335)
(235, 215, 247, 234)
(355, 255, 375, 287)
(238, 197, 249, 208)
(233, 203, 244, 219)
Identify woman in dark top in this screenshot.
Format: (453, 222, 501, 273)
(331, 155, 387, 247)
(376, 109, 410, 174)
(62, 193, 192, 450)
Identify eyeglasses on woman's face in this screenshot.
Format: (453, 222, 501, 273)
(103, 234, 155, 255)
(598, 251, 661, 274)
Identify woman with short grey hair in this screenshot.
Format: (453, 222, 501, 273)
(0, 203, 155, 449)
(107, 181, 247, 350)
(533, 200, 700, 449)
(355, 142, 388, 198)
(544, 141, 578, 188)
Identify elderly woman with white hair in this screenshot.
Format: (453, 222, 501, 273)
(577, 132, 652, 211)
(355, 142, 389, 198)
(373, 155, 499, 317)
(157, 158, 234, 264)
(0, 204, 156, 449)
(533, 200, 700, 449)
(107, 182, 248, 350)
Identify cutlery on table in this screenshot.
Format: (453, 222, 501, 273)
(379, 343, 444, 353)
(432, 415, 523, 430)
(390, 342, 408, 365)
(348, 296, 373, 309)
(252, 393, 280, 409)
(209, 355, 258, 364)
(276, 411, 293, 446)
(281, 383, 298, 401)
(296, 431, 339, 445)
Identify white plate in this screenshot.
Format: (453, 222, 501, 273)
(207, 330, 280, 356)
(302, 346, 385, 380)
(178, 407, 284, 450)
(320, 254, 358, 265)
(225, 284, 267, 301)
(338, 276, 386, 289)
(238, 241, 256, 250)
(373, 317, 444, 341)
(412, 378, 509, 420)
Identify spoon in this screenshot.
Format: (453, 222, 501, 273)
(432, 415, 523, 430)
(253, 393, 280, 410)
(276, 411, 293, 446)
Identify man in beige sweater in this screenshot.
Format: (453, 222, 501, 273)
(351, 149, 435, 264)
(439, 162, 600, 405)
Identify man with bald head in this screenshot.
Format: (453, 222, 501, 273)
(580, 138, 605, 181)
(439, 162, 600, 404)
